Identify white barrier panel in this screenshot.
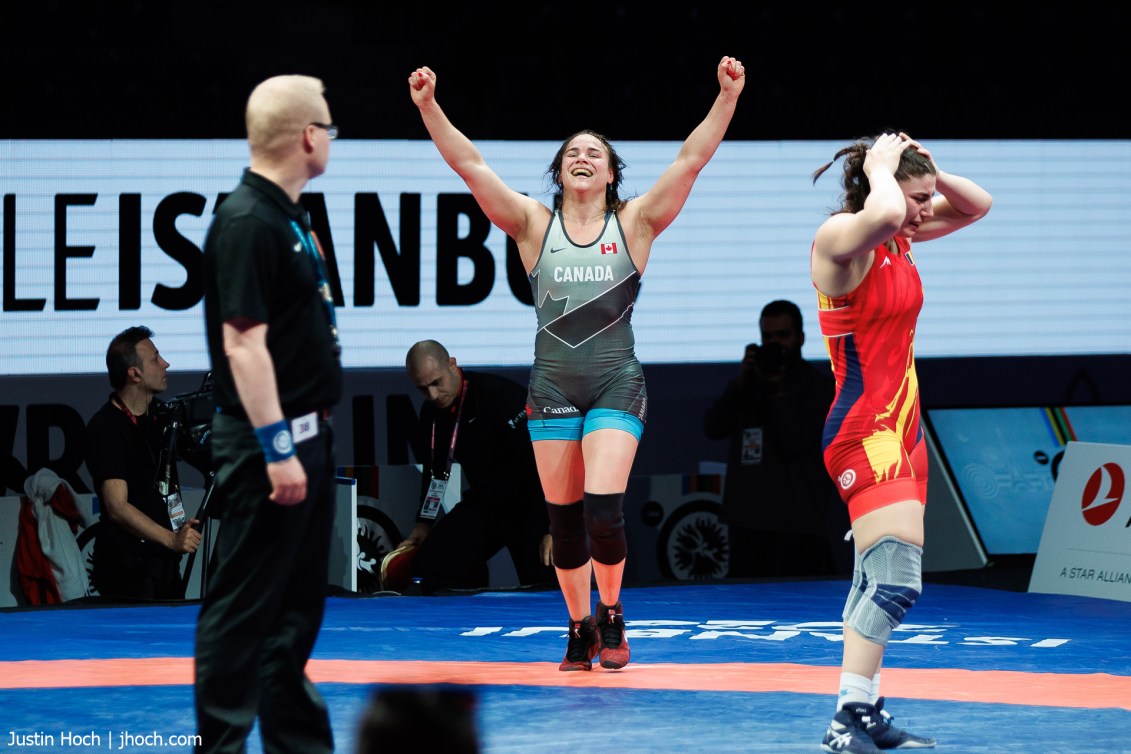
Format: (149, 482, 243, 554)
(328, 478, 358, 593)
(199, 465, 463, 596)
(1028, 441, 1131, 603)
(0, 464, 470, 606)
(339, 464, 462, 594)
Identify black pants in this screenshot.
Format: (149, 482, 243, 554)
(414, 500, 555, 595)
(194, 414, 335, 754)
(93, 552, 183, 601)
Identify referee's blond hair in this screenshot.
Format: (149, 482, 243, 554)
(245, 75, 325, 161)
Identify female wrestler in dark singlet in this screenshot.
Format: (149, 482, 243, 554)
(409, 56, 744, 670)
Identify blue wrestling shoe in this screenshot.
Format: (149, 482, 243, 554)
(821, 703, 883, 753)
(865, 698, 936, 749)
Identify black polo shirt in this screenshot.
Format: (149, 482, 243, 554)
(203, 169, 342, 417)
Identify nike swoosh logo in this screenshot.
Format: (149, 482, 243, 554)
(549, 247, 566, 253)
(293, 243, 303, 253)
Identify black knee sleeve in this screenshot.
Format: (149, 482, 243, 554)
(584, 492, 627, 565)
(547, 500, 589, 569)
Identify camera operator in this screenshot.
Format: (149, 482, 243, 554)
(703, 300, 847, 578)
(85, 326, 201, 600)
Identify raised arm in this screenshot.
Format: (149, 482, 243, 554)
(408, 66, 546, 245)
(906, 136, 993, 242)
(810, 133, 918, 296)
(626, 56, 745, 249)
(812, 132, 912, 268)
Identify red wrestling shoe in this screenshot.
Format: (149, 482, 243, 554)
(596, 601, 630, 669)
(559, 615, 600, 671)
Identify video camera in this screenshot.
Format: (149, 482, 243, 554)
(152, 372, 215, 475)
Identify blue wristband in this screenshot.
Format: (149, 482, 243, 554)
(255, 420, 295, 463)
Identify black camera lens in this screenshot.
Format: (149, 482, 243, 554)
(755, 342, 787, 373)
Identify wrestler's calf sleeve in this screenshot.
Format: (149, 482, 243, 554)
(547, 500, 589, 569)
(583, 492, 627, 566)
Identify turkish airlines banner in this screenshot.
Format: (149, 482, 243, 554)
(1030, 441, 1131, 603)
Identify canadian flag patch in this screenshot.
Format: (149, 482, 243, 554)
(601, 243, 618, 255)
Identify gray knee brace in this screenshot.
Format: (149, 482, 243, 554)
(844, 536, 922, 645)
(842, 544, 866, 622)
(583, 492, 627, 566)
(547, 500, 589, 570)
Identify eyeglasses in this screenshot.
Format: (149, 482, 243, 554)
(309, 122, 338, 140)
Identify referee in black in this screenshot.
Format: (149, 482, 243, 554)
(194, 74, 341, 754)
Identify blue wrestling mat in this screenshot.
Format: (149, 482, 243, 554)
(2, 580, 1129, 753)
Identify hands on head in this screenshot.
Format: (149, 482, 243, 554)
(867, 132, 938, 176)
(864, 132, 913, 176)
(898, 132, 937, 170)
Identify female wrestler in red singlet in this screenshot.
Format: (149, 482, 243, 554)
(811, 132, 992, 753)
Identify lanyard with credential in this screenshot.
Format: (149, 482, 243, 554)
(288, 218, 341, 356)
(112, 394, 186, 529)
(419, 380, 467, 520)
(111, 394, 154, 462)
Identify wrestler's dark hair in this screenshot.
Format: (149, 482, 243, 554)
(812, 131, 936, 215)
(546, 129, 627, 212)
(106, 325, 154, 390)
(760, 299, 804, 334)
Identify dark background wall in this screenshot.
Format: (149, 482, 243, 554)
(2, 1, 1129, 490)
(5, 354, 1130, 499)
(2, 2, 1128, 141)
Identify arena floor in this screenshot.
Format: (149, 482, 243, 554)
(2, 575, 1129, 753)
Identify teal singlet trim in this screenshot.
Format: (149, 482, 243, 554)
(528, 409, 644, 442)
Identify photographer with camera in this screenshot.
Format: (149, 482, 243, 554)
(85, 326, 201, 601)
(703, 300, 846, 578)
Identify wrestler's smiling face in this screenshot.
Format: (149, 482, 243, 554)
(561, 134, 612, 193)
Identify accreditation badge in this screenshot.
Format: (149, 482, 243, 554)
(741, 426, 764, 465)
(166, 491, 188, 531)
(420, 475, 449, 520)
